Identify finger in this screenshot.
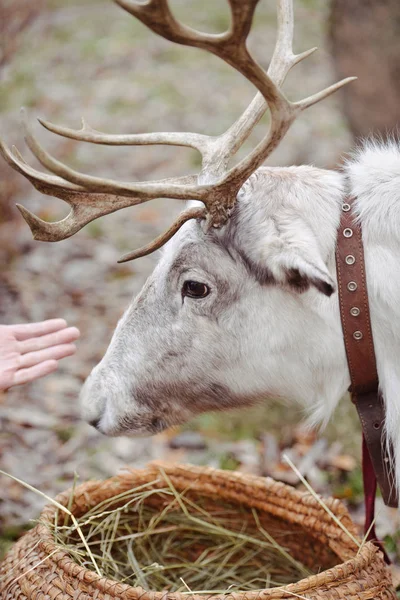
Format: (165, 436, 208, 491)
(11, 319, 68, 341)
(12, 360, 59, 387)
(19, 327, 80, 354)
(19, 343, 77, 369)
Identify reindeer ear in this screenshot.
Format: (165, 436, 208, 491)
(234, 198, 336, 297)
(281, 254, 335, 297)
(239, 224, 336, 297)
(242, 244, 336, 296)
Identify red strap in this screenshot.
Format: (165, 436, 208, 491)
(362, 435, 391, 564)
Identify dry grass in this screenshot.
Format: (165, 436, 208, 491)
(48, 470, 313, 593)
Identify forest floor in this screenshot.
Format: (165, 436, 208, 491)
(1, 0, 400, 566)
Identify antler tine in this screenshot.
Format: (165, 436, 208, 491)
(118, 206, 206, 263)
(1, 136, 197, 196)
(0, 137, 198, 241)
(21, 110, 207, 203)
(38, 117, 209, 153)
(0, 139, 82, 192)
(14, 201, 133, 242)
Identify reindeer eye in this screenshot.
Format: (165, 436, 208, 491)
(182, 280, 210, 299)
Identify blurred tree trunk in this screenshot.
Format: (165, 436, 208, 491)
(329, 0, 400, 139)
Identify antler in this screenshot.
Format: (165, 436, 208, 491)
(0, 0, 355, 262)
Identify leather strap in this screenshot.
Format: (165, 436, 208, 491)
(356, 392, 397, 508)
(336, 197, 398, 510)
(336, 197, 378, 393)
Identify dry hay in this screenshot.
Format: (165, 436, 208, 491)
(47, 469, 314, 594)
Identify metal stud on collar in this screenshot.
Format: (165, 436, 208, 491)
(347, 281, 357, 292)
(350, 306, 360, 317)
(343, 228, 353, 238)
(345, 254, 355, 265)
(342, 203, 351, 212)
(353, 330, 363, 340)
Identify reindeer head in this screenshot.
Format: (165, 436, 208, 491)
(0, 0, 354, 436)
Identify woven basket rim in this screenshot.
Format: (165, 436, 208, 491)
(16, 462, 387, 600)
(38, 462, 360, 549)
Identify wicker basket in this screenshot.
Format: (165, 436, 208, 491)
(0, 463, 395, 599)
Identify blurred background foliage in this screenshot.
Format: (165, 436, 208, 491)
(0, 0, 400, 562)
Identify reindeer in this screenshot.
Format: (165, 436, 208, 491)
(2, 1, 400, 494)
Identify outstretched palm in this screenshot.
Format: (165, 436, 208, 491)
(0, 319, 80, 391)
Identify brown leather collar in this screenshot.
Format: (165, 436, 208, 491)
(336, 196, 398, 511)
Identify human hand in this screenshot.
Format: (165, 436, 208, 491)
(0, 319, 80, 391)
